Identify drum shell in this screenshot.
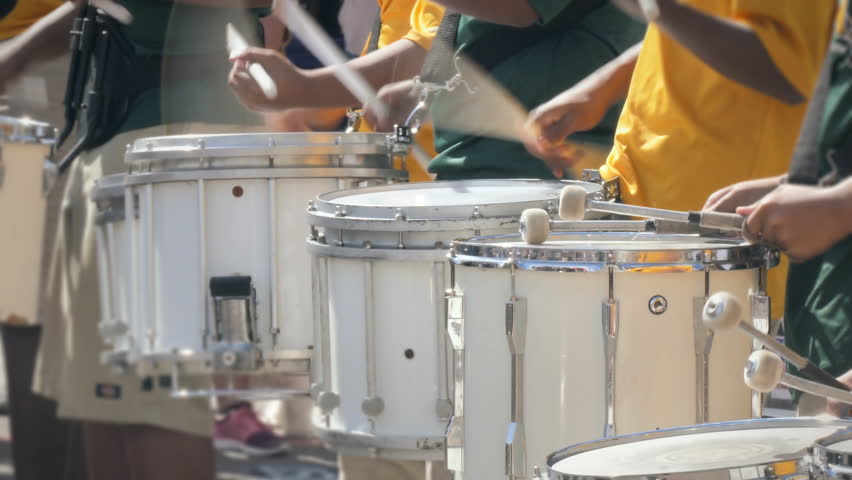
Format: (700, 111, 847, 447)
(449, 232, 770, 479)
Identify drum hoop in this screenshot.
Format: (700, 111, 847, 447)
(309, 179, 601, 227)
(450, 232, 777, 272)
(0, 115, 56, 144)
(546, 418, 852, 480)
(120, 167, 407, 186)
(125, 132, 405, 164)
(307, 238, 450, 261)
(314, 428, 446, 460)
(815, 426, 852, 470)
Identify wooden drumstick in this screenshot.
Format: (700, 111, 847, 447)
(704, 292, 850, 391)
(745, 350, 852, 405)
(557, 185, 747, 232)
(226, 23, 278, 100)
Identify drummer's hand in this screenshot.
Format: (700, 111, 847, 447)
(228, 47, 306, 112)
(827, 369, 852, 418)
(703, 175, 786, 213)
(737, 182, 852, 262)
(362, 79, 421, 132)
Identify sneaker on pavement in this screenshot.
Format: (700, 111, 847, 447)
(214, 405, 289, 457)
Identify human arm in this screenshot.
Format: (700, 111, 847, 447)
(522, 42, 641, 176)
(229, 38, 427, 112)
(640, 0, 806, 104)
(737, 176, 852, 262)
(0, 1, 81, 87)
(702, 174, 788, 213)
(431, 0, 538, 27)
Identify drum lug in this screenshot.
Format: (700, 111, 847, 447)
(750, 292, 771, 418)
(582, 169, 621, 202)
(361, 396, 385, 417)
(693, 296, 715, 424)
(506, 296, 527, 479)
(209, 275, 261, 371)
(317, 391, 340, 414)
(445, 289, 465, 472)
(602, 288, 619, 437)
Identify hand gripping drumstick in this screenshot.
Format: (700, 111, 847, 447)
(519, 185, 748, 245)
(745, 350, 852, 406)
(703, 292, 850, 391)
(226, 23, 278, 100)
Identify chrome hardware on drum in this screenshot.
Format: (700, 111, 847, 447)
(545, 418, 852, 480)
(447, 231, 778, 480)
(95, 132, 407, 398)
(306, 179, 604, 461)
(812, 426, 852, 480)
(0, 115, 56, 326)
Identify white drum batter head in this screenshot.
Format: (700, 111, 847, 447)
(309, 179, 603, 232)
(124, 132, 407, 174)
(547, 418, 852, 480)
(450, 231, 774, 272)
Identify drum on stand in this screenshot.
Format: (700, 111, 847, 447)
(447, 230, 779, 479)
(545, 417, 851, 480)
(812, 426, 852, 480)
(97, 132, 407, 398)
(0, 116, 56, 325)
(306, 179, 607, 461)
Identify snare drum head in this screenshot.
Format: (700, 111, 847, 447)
(124, 131, 406, 172)
(311, 179, 601, 223)
(548, 418, 850, 479)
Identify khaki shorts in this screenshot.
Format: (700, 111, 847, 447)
(33, 123, 258, 436)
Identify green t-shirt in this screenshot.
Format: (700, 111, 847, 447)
(784, 6, 852, 378)
(114, 0, 269, 134)
(428, 1, 645, 180)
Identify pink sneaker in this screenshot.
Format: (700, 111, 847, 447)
(214, 405, 288, 456)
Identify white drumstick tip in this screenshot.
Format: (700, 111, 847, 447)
(520, 209, 551, 245)
(744, 350, 785, 393)
(558, 186, 588, 221)
(702, 291, 743, 331)
(226, 23, 278, 100)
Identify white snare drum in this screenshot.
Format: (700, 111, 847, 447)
(447, 231, 779, 479)
(110, 132, 407, 391)
(813, 426, 852, 479)
(306, 179, 605, 461)
(546, 418, 851, 480)
(0, 116, 56, 325)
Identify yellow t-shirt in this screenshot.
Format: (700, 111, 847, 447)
(0, 0, 63, 40)
(359, 0, 444, 182)
(600, 1, 835, 321)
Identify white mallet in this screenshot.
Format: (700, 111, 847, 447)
(704, 292, 850, 390)
(518, 209, 653, 245)
(745, 350, 852, 406)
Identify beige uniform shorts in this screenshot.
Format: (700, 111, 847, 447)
(33, 123, 255, 437)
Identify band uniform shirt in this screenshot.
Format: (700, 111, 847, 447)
(357, 0, 444, 182)
(428, 1, 644, 180)
(600, 1, 836, 212)
(785, 1, 852, 378)
(113, 0, 270, 134)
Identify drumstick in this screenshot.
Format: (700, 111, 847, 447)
(519, 208, 652, 244)
(226, 23, 278, 100)
(703, 292, 850, 390)
(557, 185, 746, 231)
(278, 0, 388, 119)
(745, 350, 852, 406)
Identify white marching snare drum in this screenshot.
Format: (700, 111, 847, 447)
(0, 116, 56, 325)
(447, 231, 779, 479)
(306, 179, 605, 460)
(107, 132, 407, 394)
(92, 174, 134, 365)
(545, 418, 852, 480)
(813, 426, 852, 480)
